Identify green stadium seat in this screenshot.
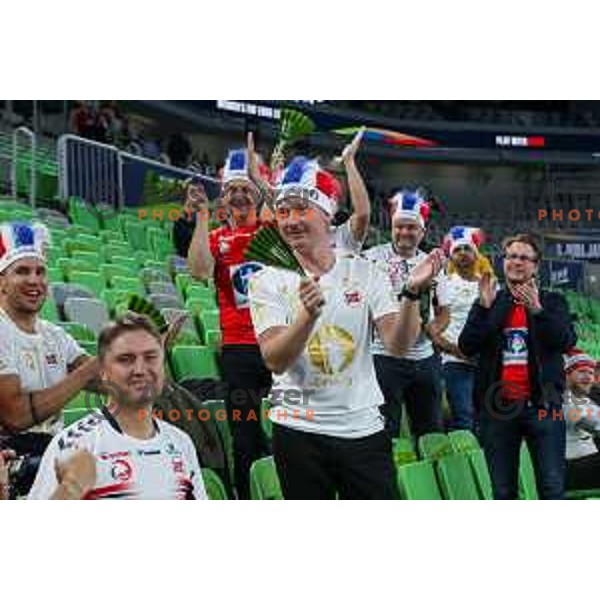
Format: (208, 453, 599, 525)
(202, 468, 229, 500)
(107, 255, 139, 272)
(448, 430, 480, 453)
(175, 273, 193, 297)
(40, 297, 59, 322)
(64, 234, 100, 256)
(124, 220, 149, 251)
(261, 398, 272, 441)
(46, 266, 63, 283)
(198, 309, 220, 333)
(204, 329, 222, 348)
(140, 267, 172, 286)
(170, 345, 220, 381)
(397, 460, 442, 500)
(99, 230, 126, 245)
(519, 443, 539, 500)
(466, 449, 493, 500)
(436, 453, 480, 500)
(250, 456, 283, 500)
(392, 437, 418, 467)
(111, 276, 145, 296)
(417, 432, 454, 461)
(68, 270, 105, 298)
(103, 243, 132, 262)
(100, 263, 138, 283)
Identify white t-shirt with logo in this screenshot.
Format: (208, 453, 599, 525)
(28, 411, 207, 500)
(363, 244, 437, 361)
(436, 273, 480, 365)
(0, 308, 87, 435)
(248, 252, 398, 438)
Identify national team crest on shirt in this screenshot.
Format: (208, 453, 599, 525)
(504, 328, 528, 364)
(45, 353, 58, 367)
(231, 262, 264, 308)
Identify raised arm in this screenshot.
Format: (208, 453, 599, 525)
(342, 128, 370, 244)
(187, 211, 214, 281)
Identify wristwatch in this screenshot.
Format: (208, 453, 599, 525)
(399, 284, 422, 302)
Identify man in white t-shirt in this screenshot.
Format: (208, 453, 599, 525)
(429, 226, 488, 431)
(248, 160, 443, 499)
(562, 349, 600, 492)
(0, 222, 99, 476)
(363, 189, 443, 438)
(29, 314, 207, 499)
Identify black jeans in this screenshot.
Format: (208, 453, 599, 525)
(373, 353, 443, 438)
(480, 403, 566, 499)
(272, 423, 398, 499)
(220, 344, 272, 499)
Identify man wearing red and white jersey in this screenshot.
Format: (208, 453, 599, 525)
(187, 136, 273, 499)
(28, 314, 206, 500)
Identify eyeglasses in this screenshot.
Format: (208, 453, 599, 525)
(504, 253, 537, 263)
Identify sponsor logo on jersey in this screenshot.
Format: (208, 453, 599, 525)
(111, 458, 133, 483)
(45, 353, 58, 367)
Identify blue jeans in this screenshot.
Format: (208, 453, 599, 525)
(480, 403, 566, 499)
(443, 362, 476, 431)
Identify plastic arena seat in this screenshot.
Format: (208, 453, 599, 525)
(100, 263, 138, 284)
(147, 281, 178, 297)
(261, 398, 273, 441)
(202, 468, 229, 500)
(68, 270, 105, 298)
(170, 345, 220, 381)
(417, 432, 454, 461)
(392, 437, 418, 468)
(397, 460, 442, 500)
(51, 283, 95, 315)
(518, 443, 539, 500)
(40, 297, 60, 323)
(124, 220, 149, 251)
(148, 293, 183, 310)
(204, 329, 221, 348)
(64, 234, 100, 256)
(140, 267, 172, 286)
(111, 275, 145, 297)
(64, 297, 110, 337)
(250, 456, 283, 500)
(466, 449, 493, 500)
(448, 430, 481, 454)
(103, 243, 133, 262)
(436, 454, 480, 500)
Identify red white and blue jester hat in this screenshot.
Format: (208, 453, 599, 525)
(274, 156, 342, 216)
(0, 221, 50, 274)
(389, 188, 431, 229)
(220, 148, 271, 186)
(442, 226, 484, 256)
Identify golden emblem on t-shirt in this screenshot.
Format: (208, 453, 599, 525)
(307, 325, 355, 375)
